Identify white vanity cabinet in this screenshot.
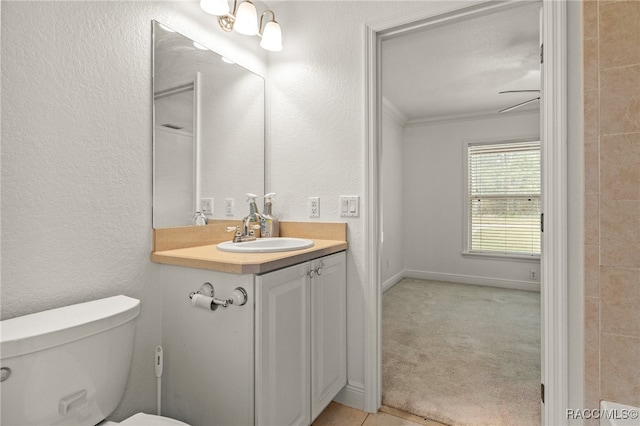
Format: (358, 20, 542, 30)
(255, 252, 347, 426)
(159, 251, 346, 426)
(160, 266, 256, 426)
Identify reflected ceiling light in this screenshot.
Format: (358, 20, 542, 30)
(201, 0, 283, 52)
(193, 41, 209, 50)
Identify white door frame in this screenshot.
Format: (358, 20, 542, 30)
(363, 1, 568, 424)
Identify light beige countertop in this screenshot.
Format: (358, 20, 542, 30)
(151, 221, 348, 275)
(151, 239, 348, 274)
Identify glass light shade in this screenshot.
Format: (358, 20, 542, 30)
(233, 1, 258, 35)
(260, 21, 282, 51)
(200, 0, 229, 15)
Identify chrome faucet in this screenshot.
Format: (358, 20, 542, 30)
(225, 193, 263, 243)
(226, 216, 262, 243)
(243, 210, 263, 237)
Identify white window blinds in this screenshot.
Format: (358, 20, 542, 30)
(467, 140, 541, 256)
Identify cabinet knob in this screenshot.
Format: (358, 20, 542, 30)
(315, 267, 322, 276)
(307, 269, 316, 278)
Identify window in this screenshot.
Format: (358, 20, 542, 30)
(466, 140, 541, 257)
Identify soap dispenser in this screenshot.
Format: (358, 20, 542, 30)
(261, 193, 280, 237)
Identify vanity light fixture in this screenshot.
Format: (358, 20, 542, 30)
(200, 0, 283, 52)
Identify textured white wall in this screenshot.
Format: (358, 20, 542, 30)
(403, 113, 541, 286)
(1, 1, 265, 421)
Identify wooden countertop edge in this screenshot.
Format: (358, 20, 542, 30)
(151, 240, 348, 275)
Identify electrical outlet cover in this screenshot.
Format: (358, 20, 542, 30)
(309, 197, 320, 218)
(201, 198, 213, 214)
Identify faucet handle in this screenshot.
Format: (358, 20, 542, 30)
(227, 226, 244, 243)
(248, 224, 260, 237)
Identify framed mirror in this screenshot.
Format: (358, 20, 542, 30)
(152, 21, 265, 228)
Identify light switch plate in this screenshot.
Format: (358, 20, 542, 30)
(339, 196, 359, 217)
(225, 198, 234, 216)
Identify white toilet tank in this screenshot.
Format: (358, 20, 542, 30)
(0, 295, 141, 426)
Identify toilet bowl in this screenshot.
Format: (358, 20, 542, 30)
(0, 295, 190, 426)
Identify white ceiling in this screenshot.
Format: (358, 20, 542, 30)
(382, 2, 541, 124)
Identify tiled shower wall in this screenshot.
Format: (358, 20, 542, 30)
(583, 0, 640, 414)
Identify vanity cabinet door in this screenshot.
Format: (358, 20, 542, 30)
(310, 252, 347, 421)
(255, 262, 311, 426)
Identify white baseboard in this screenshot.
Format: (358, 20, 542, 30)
(333, 381, 365, 411)
(382, 271, 405, 293)
(404, 270, 541, 292)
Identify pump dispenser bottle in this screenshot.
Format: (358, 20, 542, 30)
(246, 193, 260, 218)
(261, 193, 280, 237)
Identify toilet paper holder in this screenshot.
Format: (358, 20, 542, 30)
(189, 283, 248, 311)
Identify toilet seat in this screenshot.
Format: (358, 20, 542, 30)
(119, 413, 190, 425)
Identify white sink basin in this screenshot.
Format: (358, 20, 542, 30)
(217, 237, 314, 253)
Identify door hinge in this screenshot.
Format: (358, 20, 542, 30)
(541, 383, 545, 403)
(541, 213, 544, 232)
(540, 44, 544, 64)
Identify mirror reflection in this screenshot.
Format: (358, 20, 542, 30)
(153, 21, 265, 228)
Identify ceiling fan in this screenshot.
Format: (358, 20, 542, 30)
(499, 90, 540, 113)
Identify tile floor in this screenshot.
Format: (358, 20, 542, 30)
(312, 402, 446, 426)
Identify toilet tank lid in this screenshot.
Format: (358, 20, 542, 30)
(1, 295, 140, 359)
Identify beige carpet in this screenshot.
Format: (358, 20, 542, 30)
(382, 279, 541, 426)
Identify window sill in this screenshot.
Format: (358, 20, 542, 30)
(461, 251, 540, 263)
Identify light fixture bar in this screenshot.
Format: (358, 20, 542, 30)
(201, 0, 283, 51)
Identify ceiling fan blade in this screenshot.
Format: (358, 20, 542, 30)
(499, 90, 541, 94)
(499, 97, 541, 114)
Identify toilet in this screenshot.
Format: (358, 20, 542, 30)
(0, 295, 189, 426)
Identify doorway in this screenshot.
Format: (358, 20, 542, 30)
(379, 3, 542, 424)
(363, 1, 568, 424)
